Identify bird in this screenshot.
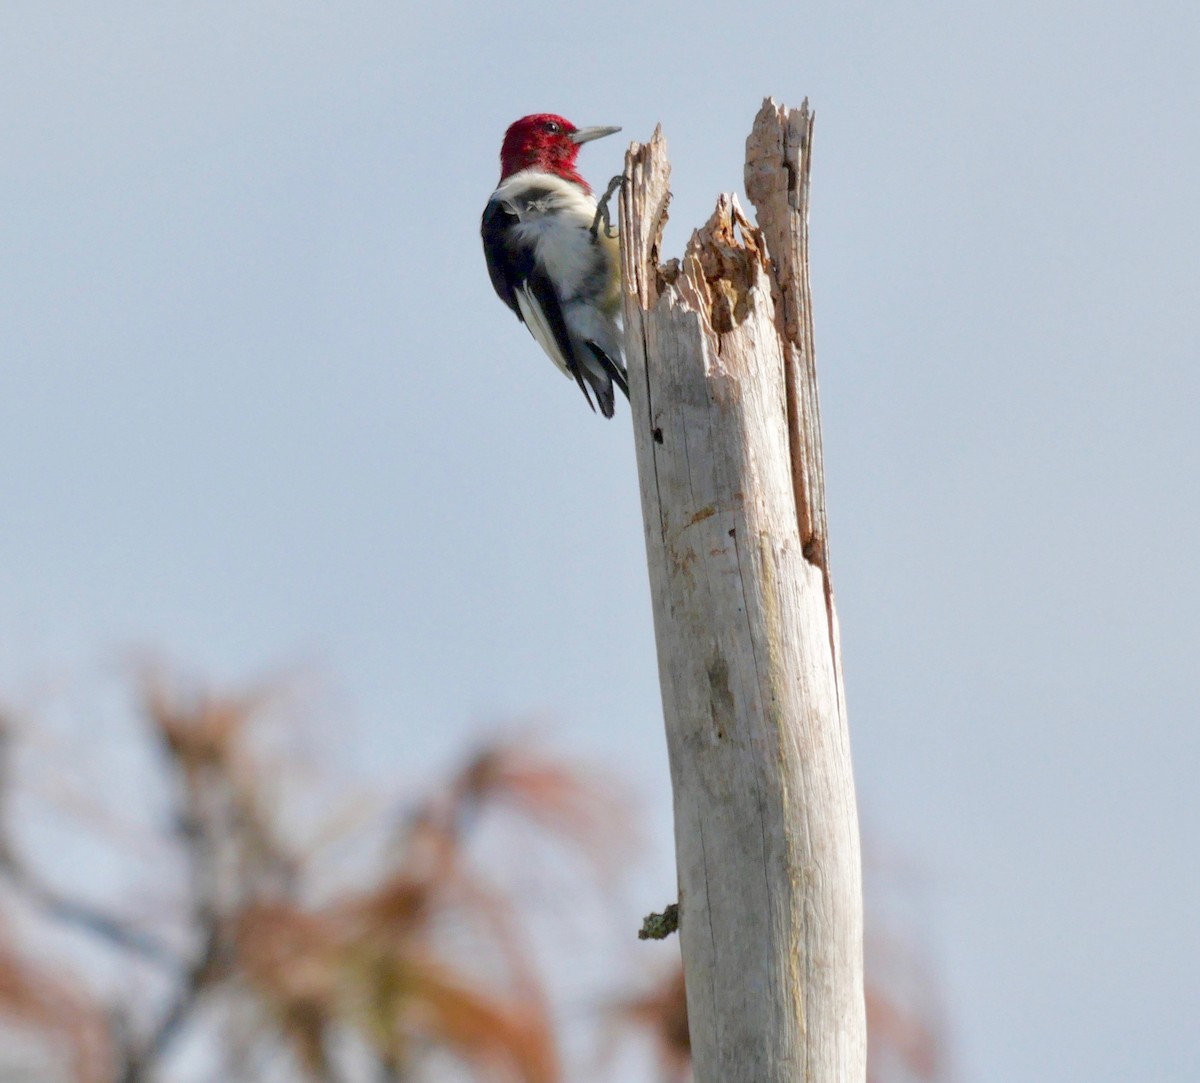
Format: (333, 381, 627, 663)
(481, 113, 628, 417)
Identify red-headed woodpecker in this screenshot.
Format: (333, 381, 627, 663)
(481, 114, 628, 417)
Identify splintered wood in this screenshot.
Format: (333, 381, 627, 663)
(619, 99, 865, 1083)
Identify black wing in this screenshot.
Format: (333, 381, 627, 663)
(480, 197, 596, 411)
(481, 199, 525, 320)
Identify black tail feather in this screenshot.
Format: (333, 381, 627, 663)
(571, 368, 597, 413)
(585, 341, 629, 415)
(582, 367, 615, 418)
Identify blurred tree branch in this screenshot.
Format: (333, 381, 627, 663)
(0, 672, 951, 1083)
(0, 676, 626, 1083)
(0, 714, 178, 967)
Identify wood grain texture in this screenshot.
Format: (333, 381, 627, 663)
(619, 101, 865, 1083)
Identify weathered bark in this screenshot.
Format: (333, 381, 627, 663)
(620, 99, 865, 1083)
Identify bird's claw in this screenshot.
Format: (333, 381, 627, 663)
(590, 174, 626, 240)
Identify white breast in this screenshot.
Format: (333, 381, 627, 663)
(491, 170, 600, 301)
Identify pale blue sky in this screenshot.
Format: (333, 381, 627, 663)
(2, 3, 1198, 1080)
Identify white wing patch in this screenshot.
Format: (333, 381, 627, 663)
(514, 285, 573, 379)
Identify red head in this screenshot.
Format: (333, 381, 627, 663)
(498, 113, 621, 191)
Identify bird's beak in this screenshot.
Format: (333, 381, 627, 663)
(570, 125, 621, 145)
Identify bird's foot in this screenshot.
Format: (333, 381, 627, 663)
(590, 174, 626, 240)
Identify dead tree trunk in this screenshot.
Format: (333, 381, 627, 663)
(620, 99, 865, 1083)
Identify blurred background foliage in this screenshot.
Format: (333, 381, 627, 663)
(0, 671, 947, 1083)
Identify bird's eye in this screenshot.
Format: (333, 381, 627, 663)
(544, 121, 561, 134)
